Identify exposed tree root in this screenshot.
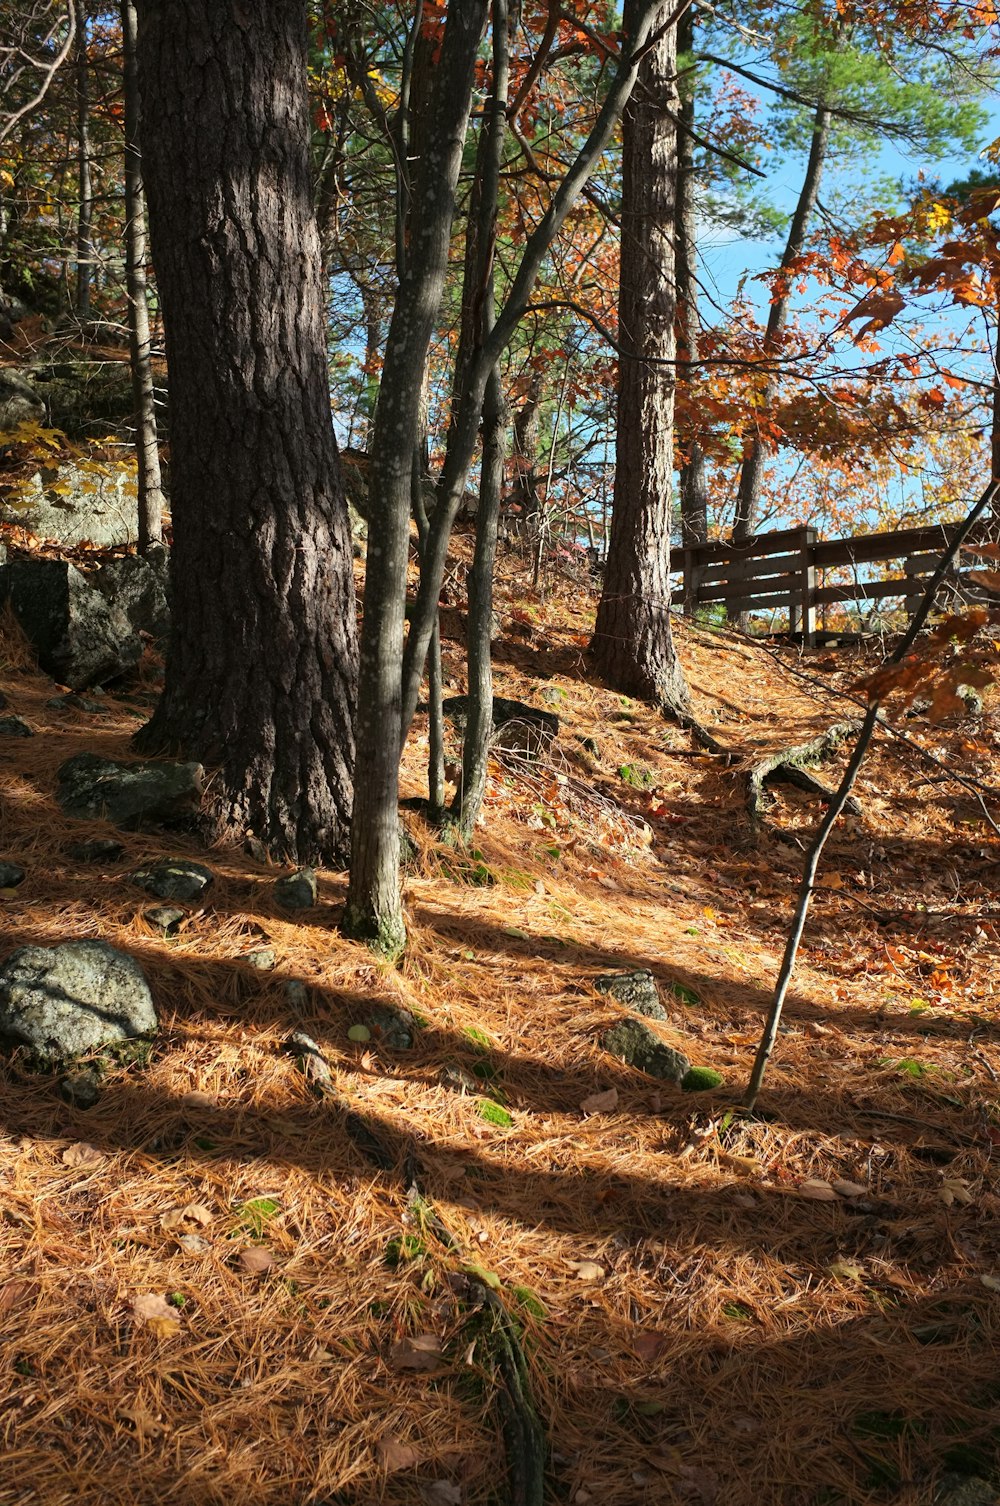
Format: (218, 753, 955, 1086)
(745, 721, 862, 832)
(468, 1282, 547, 1506)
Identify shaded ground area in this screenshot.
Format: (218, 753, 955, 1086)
(0, 558, 999, 1505)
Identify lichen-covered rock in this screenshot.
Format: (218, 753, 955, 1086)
(0, 862, 25, 887)
(0, 716, 33, 737)
(57, 752, 203, 827)
(363, 1002, 417, 1051)
(601, 1017, 690, 1084)
(274, 867, 317, 909)
(0, 939, 156, 1065)
(144, 906, 186, 934)
(0, 559, 141, 689)
(131, 859, 213, 902)
(0, 367, 44, 434)
(595, 969, 666, 1020)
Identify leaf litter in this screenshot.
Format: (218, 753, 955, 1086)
(0, 586, 999, 1502)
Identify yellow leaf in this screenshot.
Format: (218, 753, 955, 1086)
(132, 1293, 181, 1338)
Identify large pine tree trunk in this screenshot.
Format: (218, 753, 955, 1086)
(674, 2, 708, 612)
(133, 0, 357, 865)
(591, 4, 687, 711)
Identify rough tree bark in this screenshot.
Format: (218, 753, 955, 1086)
(591, 4, 688, 712)
(675, 1, 708, 612)
(732, 103, 831, 545)
(121, 0, 163, 553)
(73, 0, 92, 318)
(133, 0, 357, 864)
(344, 0, 489, 952)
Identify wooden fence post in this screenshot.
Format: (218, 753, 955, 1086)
(798, 526, 817, 646)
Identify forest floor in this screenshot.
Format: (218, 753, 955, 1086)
(0, 538, 999, 1506)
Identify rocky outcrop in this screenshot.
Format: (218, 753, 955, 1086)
(0, 559, 141, 689)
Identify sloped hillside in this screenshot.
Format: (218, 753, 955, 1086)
(0, 546, 998, 1506)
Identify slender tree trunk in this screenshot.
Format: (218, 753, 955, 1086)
(73, 0, 92, 319)
(133, 0, 357, 864)
(733, 104, 831, 544)
(510, 367, 543, 525)
(121, 0, 163, 553)
(399, 0, 664, 738)
(675, 3, 707, 612)
(591, 4, 688, 712)
(457, 360, 506, 836)
(344, 0, 488, 953)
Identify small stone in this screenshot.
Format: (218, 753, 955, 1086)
(594, 969, 666, 1020)
(65, 838, 126, 863)
(61, 1067, 101, 1109)
(131, 859, 213, 903)
(145, 906, 186, 934)
(244, 835, 268, 863)
(274, 867, 317, 909)
(285, 979, 309, 1009)
(0, 862, 25, 888)
(46, 694, 106, 713)
(440, 1063, 477, 1093)
(245, 948, 276, 971)
(935, 1477, 998, 1506)
(0, 691, 8, 710)
(601, 1017, 690, 1084)
(579, 735, 600, 758)
(0, 715, 33, 737)
(364, 1002, 416, 1051)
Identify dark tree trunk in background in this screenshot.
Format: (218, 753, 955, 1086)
(510, 367, 543, 524)
(674, 1, 707, 611)
(121, 0, 163, 553)
(73, 0, 92, 317)
(592, 4, 688, 712)
(733, 103, 831, 545)
(134, 0, 357, 864)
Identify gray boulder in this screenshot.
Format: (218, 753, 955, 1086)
(0, 460, 140, 546)
(57, 751, 203, 827)
(0, 863, 25, 887)
(131, 859, 213, 902)
(443, 694, 559, 756)
(0, 939, 157, 1065)
(93, 551, 170, 645)
(936, 1478, 998, 1506)
(0, 716, 33, 737)
(602, 1017, 691, 1084)
(363, 1002, 417, 1051)
(595, 970, 666, 1020)
(0, 368, 44, 434)
(0, 559, 141, 689)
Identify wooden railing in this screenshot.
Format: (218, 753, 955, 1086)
(678, 521, 997, 645)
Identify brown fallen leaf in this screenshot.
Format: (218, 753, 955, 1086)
(132, 1293, 181, 1338)
(179, 1091, 218, 1109)
(177, 1233, 210, 1256)
(565, 1260, 605, 1282)
(580, 1087, 619, 1115)
(831, 1178, 867, 1199)
(61, 1141, 104, 1169)
(799, 1178, 837, 1202)
(0, 1280, 32, 1318)
(827, 1258, 865, 1282)
(162, 1202, 213, 1233)
(377, 1436, 420, 1472)
(237, 1246, 274, 1275)
(979, 1273, 1000, 1293)
(941, 1178, 974, 1206)
(390, 1333, 445, 1372)
(632, 1331, 668, 1363)
(425, 1484, 462, 1506)
(118, 1404, 167, 1439)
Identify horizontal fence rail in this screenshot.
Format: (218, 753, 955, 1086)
(675, 520, 999, 645)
